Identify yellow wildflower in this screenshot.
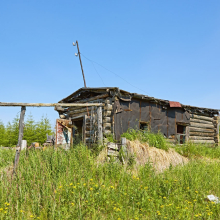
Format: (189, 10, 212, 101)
(163, 197, 166, 199)
(90, 188, 93, 191)
(30, 215, 34, 218)
(70, 183, 73, 186)
(71, 203, 75, 206)
(110, 186, 114, 189)
(73, 186, 76, 189)
(195, 191, 198, 194)
(90, 179, 93, 181)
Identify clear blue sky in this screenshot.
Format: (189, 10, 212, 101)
(0, 0, 220, 126)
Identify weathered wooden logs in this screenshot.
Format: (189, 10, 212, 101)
(189, 140, 215, 144)
(190, 118, 213, 125)
(189, 136, 214, 140)
(189, 132, 215, 137)
(189, 127, 215, 133)
(190, 114, 213, 122)
(190, 122, 214, 129)
(103, 117, 112, 123)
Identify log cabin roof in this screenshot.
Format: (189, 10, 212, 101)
(58, 87, 219, 115)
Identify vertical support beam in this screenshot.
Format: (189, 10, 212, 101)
(214, 116, 219, 145)
(13, 106, 26, 175)
(97, 106, 103, 145)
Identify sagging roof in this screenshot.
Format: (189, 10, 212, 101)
(58, 87, 220, 115)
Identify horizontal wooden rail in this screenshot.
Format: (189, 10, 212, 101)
(0, 102, 104, 107)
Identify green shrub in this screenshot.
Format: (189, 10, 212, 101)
(175, 142, 220, 159)
(121, 128, 169, 151)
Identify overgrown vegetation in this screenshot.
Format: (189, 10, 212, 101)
(0, 146, 220, 219)
(0, 114, 53, 146)
(121, 128, 168, 151)
(175, 142, 220, 159)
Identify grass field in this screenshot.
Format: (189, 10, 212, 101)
(0, 141, 220, 219)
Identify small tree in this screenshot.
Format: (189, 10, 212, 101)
(35, 115, 53, 144)
(23, 114, 36, 146)
(0, 120, 6, 146)
(5, 122, 13, 147)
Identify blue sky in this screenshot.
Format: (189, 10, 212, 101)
(0, 0, 220, 126)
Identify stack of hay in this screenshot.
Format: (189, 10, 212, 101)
(126, 140, 188, 172)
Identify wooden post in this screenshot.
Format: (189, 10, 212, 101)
(13, 106, 26, 175)
(97, 106, 103, 145)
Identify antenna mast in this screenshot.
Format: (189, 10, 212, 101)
(73, 40, 87, 87)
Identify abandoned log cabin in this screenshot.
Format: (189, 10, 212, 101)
(55, 87, 219, 146)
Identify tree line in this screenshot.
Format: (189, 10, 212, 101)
(0, 114, 54, 147)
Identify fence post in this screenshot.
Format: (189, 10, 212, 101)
(97, 106, 103, 145)
(13, 106, 26, 175)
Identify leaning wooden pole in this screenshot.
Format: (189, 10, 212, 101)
(13, 106, 26, 175)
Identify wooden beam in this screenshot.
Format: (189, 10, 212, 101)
(13, 106, 26, 175)
(190, 118, 213, 125)
(190, 140, 215, 144)
(0, 102, 104, 107)
(97, 106, 103, 145)
(189, 132, 215, 137)
(190, 122, 214, 129)
(190, 114, 213, 122)
(189, 127, 215, 133)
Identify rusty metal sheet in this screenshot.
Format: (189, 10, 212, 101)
(140, 101, 150, 122)
(169, 101, 182, 108)
(167, 108, 176, 137)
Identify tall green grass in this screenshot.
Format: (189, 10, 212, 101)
(175, 143, 220, 159)
(0, 146, 220, 219)
(121, 129, 168, 151)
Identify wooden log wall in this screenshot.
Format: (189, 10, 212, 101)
(189, 114, 219, 144)
(60, 95, 114, 146)
(103, 98, 113, 136)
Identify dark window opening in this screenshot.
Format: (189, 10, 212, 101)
(176, 124, 186, 144)
(72, 119, 83, 144)
(140, 122, 149, 131)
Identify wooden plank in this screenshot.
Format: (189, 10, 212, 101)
(0, 102, 104, 107)
(103, 117, 112, 123)
(97, 107, 103, 145)
(189, 132, 215, 137)
(190, 114, 213, 122)
(189, 127, 215, 133)
(190, 118, 213, 125)
(104, 104, 113, 111)
(103, 123, 111, 129)
(107, 143, 119, 150)
(103, 111, 112, 117)
(190, 122, 214, 129)
(68, 99, 105, 111)
(104, 129, 111, 134)
(13, 106, 26, 175)
(108, 149, 119, 156)
(190, 140, 215, 144)
(75, 93, 109, 103)
(189, 136, 214, 140)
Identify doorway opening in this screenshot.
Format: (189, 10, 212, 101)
(72, 118, 83, 145)
(176, 124, 186, 144)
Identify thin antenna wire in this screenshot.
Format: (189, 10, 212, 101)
(81, 53, 149, 95)
(91, 62, 106, 86)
